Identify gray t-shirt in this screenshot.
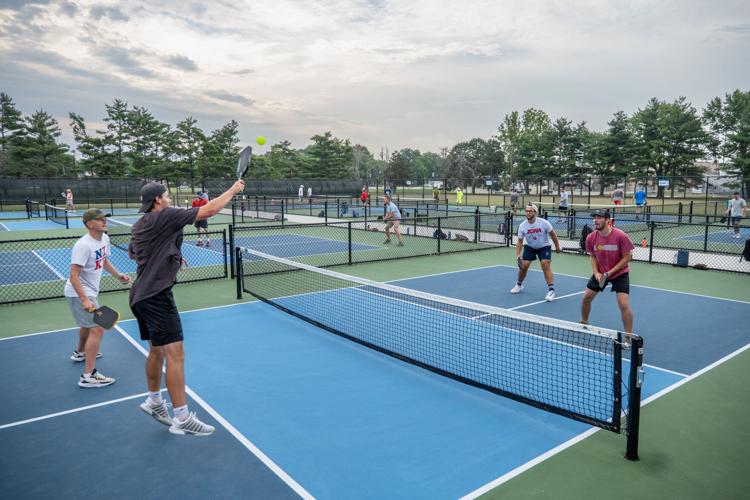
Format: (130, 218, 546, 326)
(128, 207, 199, 306)
(728, 197, 746, 217)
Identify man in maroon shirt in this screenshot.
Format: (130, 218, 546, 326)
(580, 208, 635, 341)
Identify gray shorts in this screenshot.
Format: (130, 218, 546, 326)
(385, 219, 400, 228)
(67, 296, 99, 328)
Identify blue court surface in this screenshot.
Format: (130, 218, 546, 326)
(234, 233, 380, 258)
(0, 211, 29, 219)
(0, 215, 141, 232)
(4, 264, 747, 498)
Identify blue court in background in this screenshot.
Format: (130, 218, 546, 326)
(3, 262, 747, 498)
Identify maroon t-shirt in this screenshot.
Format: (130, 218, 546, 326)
(128, 207, 199, 306)
(585, 227, 634, 279)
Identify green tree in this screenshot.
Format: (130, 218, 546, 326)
(126, 106, 171, 179)
(306, 131, 354, 179)
(548, 117, 578, 188)
(516, 108, 553, 191)
(103, 99, 130, 176)
(172, 117, 205, 188)
(266, 140, 305, 179)
(497, 111, 522, 187)
(197, 120, 240, 181)
(69, 112, 115, 176)
(600, 111, 639, 190)
(0, 92, 24, 173)
(703, 90, 750, 195)
(7, 110, 71, 176)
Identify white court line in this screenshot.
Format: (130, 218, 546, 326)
(0, 391, 152, 430)
(388, 263, 750, 305)
(31, 250, 65, 279)
(460, 342, 750, 499)
(509, 291, 586, 310)
(0, 222, 9, 231)
(113, 324, 313, 499)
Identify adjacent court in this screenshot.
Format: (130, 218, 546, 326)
(1, 260, 747, 499)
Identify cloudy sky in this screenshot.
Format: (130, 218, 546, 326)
(1, 0, 748, 154)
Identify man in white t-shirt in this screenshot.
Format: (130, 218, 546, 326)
(298, 184, 304, 202)
(307, 185, 313, 200)
(511, 203, 561, 301)
(724, 191, 747, 239)
(558, 187, 570, 213)
(65, 208, 131, 387)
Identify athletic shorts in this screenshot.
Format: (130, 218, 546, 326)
(558, 205, 568, 211)
(131, 288, 184, 347)
(194, 219, 208, 229)
(613, 199, 622, 206)
(587, 272, 630, 294)
(730, 216, 742, 224)
(385, 219, 400, 228)
(522, 245, 552, 261)
(66, 296, 99, 328)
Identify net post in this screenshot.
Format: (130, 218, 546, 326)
(325, 201, 328, 225)
(625, 335, 644, 461)
(235, 246, 243, 300)
(474, 208, 479, 243)
(110, 199, 114, 215)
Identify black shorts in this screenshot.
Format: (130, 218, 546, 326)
(587, 272, 630, 294)
(131, 287, 184, 346)
(194, 219, 208, 229)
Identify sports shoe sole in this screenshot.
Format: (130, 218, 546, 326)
(71, 352, 103, 362)
(78, 379, 115, 388)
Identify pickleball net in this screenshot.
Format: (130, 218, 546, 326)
(236, 247, 644, 459)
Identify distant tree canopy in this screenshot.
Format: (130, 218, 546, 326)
(0, 90, 748, 194)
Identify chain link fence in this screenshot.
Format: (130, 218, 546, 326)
(0, 229, 228, 305)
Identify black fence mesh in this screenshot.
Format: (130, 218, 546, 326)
(0, 229, 227, 305)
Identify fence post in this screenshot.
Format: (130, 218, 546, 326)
(648, 223, 655, 263)
(703, 217, 709, 252)
(474, 208, 479, 243)
(235, 246, 243, 300)
(437, 217, 442, 254)
(228, 225, 235, 278)
(348, 221, 352, 265)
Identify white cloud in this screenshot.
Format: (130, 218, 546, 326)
(0, 0, 748, 152)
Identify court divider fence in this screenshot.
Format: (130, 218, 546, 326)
(0, 229, 227, 305)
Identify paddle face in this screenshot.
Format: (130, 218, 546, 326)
(236, 146, 252, 180)
(598, 272, 609, 290)
(93, 306, 119, 329)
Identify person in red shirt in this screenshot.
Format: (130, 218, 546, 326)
(580, 208, 635, 342)
(191, 192, 210, 246)
(360, 186, 369, 205)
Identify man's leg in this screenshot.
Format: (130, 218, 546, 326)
(384, 222, 391, 241)
(616, 292, 633, 333)
(83, 326, 104, 375)
(394, 222, 404, 244)
(162, 341, 187, 409)
(580, 288, 598, 324)
(77, 327, 89, 353)
(145, 344, 165, 394)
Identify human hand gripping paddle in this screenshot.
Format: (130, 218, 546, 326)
(598, 272, 609, 290)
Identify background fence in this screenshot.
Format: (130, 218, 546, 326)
(0, 229, 228, 305)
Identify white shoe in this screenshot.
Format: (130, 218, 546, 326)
(169, 412, 215, 436)
(78, 369, 115, 388)
(71, 350, 102, 362)
(545, 290, 556, 302)
(510, 284, 523, 294)
(140, 400, 172, 426)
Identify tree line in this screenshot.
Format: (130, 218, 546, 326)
(0, 90, 748, 195)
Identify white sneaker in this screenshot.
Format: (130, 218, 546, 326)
(70, 350, 103, 362)
(140, 400, 172, 426)
(545, 290, 556, 301)
(78, 369, 115, 388)
(510, 284, 523, 294)
(169, 412, 215, 436)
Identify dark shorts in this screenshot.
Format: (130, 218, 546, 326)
(194, 219, 208, 229)
(587, 272, 630, 294)
(131, 288, 184, 346)
(558, 205, 568, 212)
(522, 245, 552, 261)
(731, 216, 742, 224)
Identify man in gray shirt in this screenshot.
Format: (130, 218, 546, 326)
(129, 179, 244, 436)
(724, 191, 747, 239)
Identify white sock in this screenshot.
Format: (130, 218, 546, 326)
(148, 391, 163, 405)
(173, 405, 189, 422)
(83, 371, 92, 378)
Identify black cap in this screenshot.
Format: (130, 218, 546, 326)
(82, 208, 111, 223)
(590, 208, 611, 218)
(139, 182, 167, 213)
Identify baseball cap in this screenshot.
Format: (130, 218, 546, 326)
(525, 203, 538, 213)
(590, 208, 611, 218)
(139, 182, 167, 213)
(82, 208, 111, 223)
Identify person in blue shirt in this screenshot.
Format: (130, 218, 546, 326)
(383, 194, 404, 246)
(633, 186, 647, 220)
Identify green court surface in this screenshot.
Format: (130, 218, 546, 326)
(0, 247, 747, 499)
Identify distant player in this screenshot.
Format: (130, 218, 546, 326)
(558, 187, 570, 218)
(611, 186, 625, 212)
(456, 187, 464, 206)
(580, 208, 635, 343)
(65, 188, 74, 211)
(724, 191, 747, 239)
(510, 204, 561, 301)
(510, 189, 519, 213)
(191, 192, 210, 246)
(633, 186, 647, 220)
(298, 184, 304, 202)
(382, 194, 404, 247)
